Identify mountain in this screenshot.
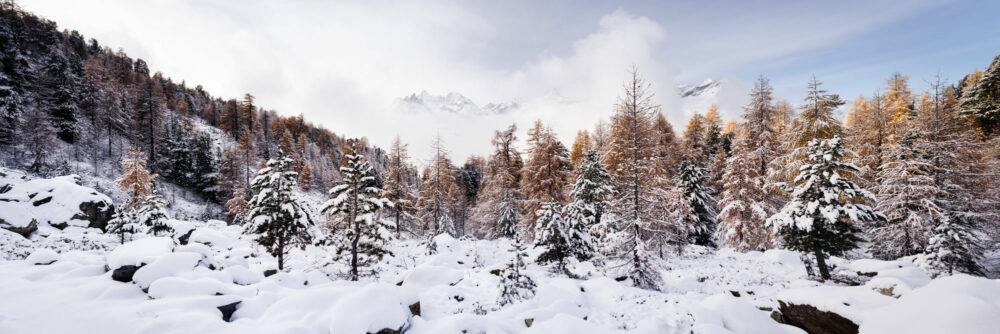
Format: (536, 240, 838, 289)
(678, 78, 722, 115)
(396, 91, 518, 115)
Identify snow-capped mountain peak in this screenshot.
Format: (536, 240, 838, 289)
(397, 91, 518, 115)
(678, 78, 722, 98)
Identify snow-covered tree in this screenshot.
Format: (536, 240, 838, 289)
(382, 136, 418, 237)
(106, 208, 140, 244)
(716, 76, 782, 251)
(498, 233, 536, 307)
(472, 124, 523, 239)
(416, 135, 458, 236)
(437, 214, 456, 237)
(533, 202, 594, 274)
(923, 215, 984, 277)
(871, 131, 940, 259)
(137, 190, 173, 237)
(773, 77, 846, 184)
(520, 120, 571, 234)
(22, 106, 56, 172)
(570, 150, 613, 232)
(677, 158, 717, 247)
(960, 54, 1000, 137)
(321, 143, 393, 281)
(243, 149, 313, 271)
(767, 137, 882, 280)
(115, 145, 157, 211)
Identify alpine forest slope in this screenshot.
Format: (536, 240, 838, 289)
(3, 1, 1000, 334)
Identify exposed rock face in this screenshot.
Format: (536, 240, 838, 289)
(77, 200, 114, 231)
(778, 301, 859, 334)
(408, 301, 421, 317)
(1, 218, 37, 237)
(111, 265, 143, 283)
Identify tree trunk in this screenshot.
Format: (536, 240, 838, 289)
(814, 248, 830, 280)
(277, 237, 285, 271)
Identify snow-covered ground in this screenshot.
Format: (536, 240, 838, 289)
(2, 171, 999, 334)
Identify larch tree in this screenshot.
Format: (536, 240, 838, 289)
(243, 149, 313, 271)
(716, 76, 781, 251)
(600, 67, 665, 290)
(683, 113, 707, 160)
(767, 137, 881, 280)
(569, 130, 592, 169)
(382, 136, 418, 237)
(884, 72, 914, 122)
(846, 93, 892, 190)
(472, 124, 523, 239)
(652, 112, 682, 179)
(773, 76, 846, 184)
(115, 145, 157, 211)
(871, 131, 940, 259)
(520, 119, 571, 236)
(416, 135, 458, 237)
(321, 143, 393, 281)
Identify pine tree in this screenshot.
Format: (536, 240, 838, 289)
(535, 202, 595, 274)
(321, 143, 393, 281)
(498, 232, 536, 307)
(716, 76, 781, 251)
(137, 190, 173, 237)
(243, 149, 313, 271)
(960, 54, 1000, 137)
(767, 137, 881, 280)
(677, 158, 717, 247)
(115, 145, 157, 211)
(382, 136, 418, 237)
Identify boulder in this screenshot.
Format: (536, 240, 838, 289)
(1, 217, 37, 237)
(77, 200, 114, 231)
(217, 301, 241, 322)
(777, 301, 858, 334)
(112, 265, 143, 282)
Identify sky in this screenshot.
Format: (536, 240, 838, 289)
(19, 0, 1000, 161)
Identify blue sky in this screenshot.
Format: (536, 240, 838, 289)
(19, 0, 1000, 159)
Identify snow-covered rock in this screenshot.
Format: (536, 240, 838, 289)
(327, 283, 410, 333)
(860, 274, 1000, 334)
(692, 294, 804, 334)
(25, 248, 61, 265)
(0, 170, 114, 232)
(132, 251, 202, 290)
(105, 237, 175, 269)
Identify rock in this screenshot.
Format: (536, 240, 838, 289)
(729, 290, 741, 297)
(77, 200, 114, 231)
(778, 301, 859, 334)
(489, 269, 502, 276)
(263, 269, 278, 277)
(372, 328, 402, 334)
(112, 265, 143, 282)
(408, 301, 421, 317)
(1, 218, 37, 237)
(177, 229, 194, 245)
(524, 318, 534, 327)
(217, 301, 241, 322)
(770, 310, 785, 324)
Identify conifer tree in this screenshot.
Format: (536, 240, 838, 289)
(716, 76, 781, 251)
(884, 72, 914, 123)
(569, 150, 613, 231)
(115, 145, 157, 211)
(498, 232, 536, 306)
(652, 112, 682, 179)
(382, 136, 418, 237)
(768, 137, 881, 280)
(569, 130, 592, 169)
(600, 67, 665, 290)
(846, 93, 892, 190)
(677, 158, 717, 247)
(960, 54, 1000, 137)
(472, 124, 523, 239)
(243, 149, 313, 271)
(871, 131, 940, 259)
(23, 106, 56, 172)
(437, 215, 456, 237)
(321, 143, 393, 281)
(137, 190, 173, 237)
(106, 208, 140, 244)
(535, 202, 595, 274)
(923, 215, 984, 276)
(520, 120, 571, 234)
(416, 135, 457, 236)
(773, 77, 846, 183)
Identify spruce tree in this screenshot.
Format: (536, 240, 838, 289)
(243, 149, 313, 271)
(767, 137, 882, 280)
(498, 233, 536, 306)
(569, 150, 613, 231)
(106, 208, 140, 244)
(959, 54, 1000, 137)
(321, 144, 393, 281)
(923, 215, 984, 276)
(677, 158, 717, 247)
(534, 202, 594, 274)
(137, 190, 173, 237)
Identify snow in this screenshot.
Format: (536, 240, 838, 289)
(105, 236, 175, 269)
(0, 171, 113, 229)
(2, 207, 997, 334)
(132, 251, 203, 289)
(25, 248, 61, 265)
